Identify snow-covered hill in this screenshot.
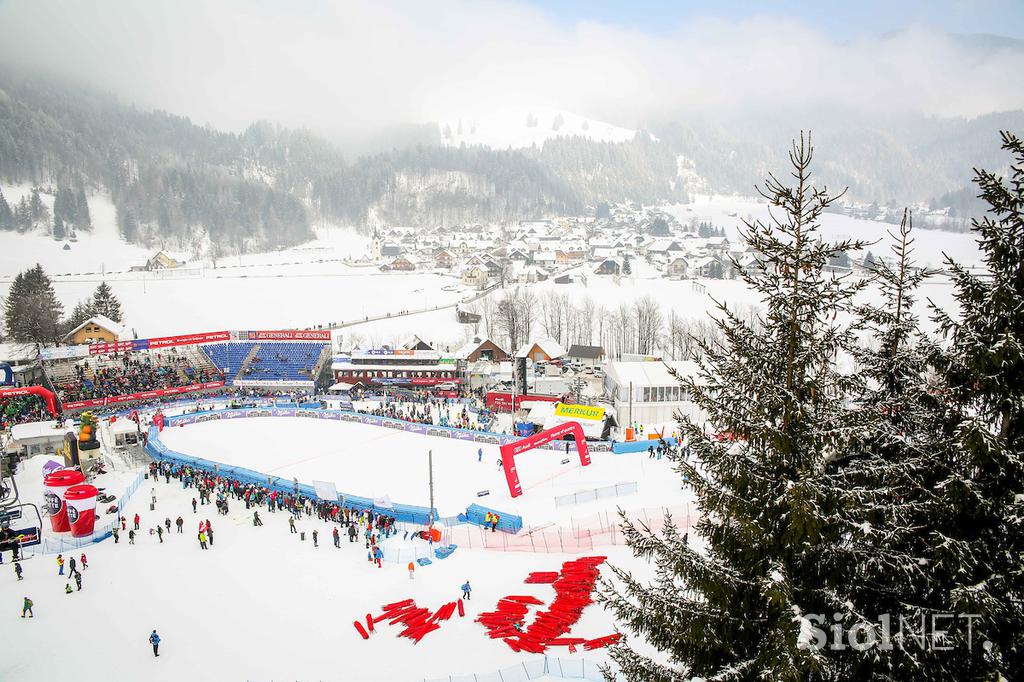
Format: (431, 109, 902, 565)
(440, 107, 644, 150)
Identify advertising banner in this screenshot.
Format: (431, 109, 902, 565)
(409, 377, 459, 385)
(485, 392, 560, 412)
(88, 339, 147, 355)
(554, 403, 605, 421)
(234, 379, 315, 388)
(40, 345, 90, 361)
(244, 330, 331, 341)
(148, 331, 230, 349)
(62, 381, 225, 410)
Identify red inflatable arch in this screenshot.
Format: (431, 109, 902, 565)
(500, 422, 591, 498)
(0, 385, 59, 417)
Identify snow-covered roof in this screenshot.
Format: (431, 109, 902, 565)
(62, 315, 128, 341)
(454, 337, 507, 360)
(604, 360, 702, 389)
(516, 338, 566, 360)
(328, 381, 357, 392)
(11, 420, 72, 442)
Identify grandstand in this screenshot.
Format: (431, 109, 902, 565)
(200, 340, 329, 386)
(43, 346, 223, 408)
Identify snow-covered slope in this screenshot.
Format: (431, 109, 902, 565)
(440, 107, 641, 150)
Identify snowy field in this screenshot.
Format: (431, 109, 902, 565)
(156, 415, 690, 525)
(1, 454, 644, 682)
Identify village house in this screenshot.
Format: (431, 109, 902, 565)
(63, 315, 127, 345)
(461, 265, 489, 288)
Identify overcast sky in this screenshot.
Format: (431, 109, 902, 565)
(0, 0, 1021, 136)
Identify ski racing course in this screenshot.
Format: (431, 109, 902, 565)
(150, 406, 690, 527)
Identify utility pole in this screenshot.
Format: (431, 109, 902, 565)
(428, 449, 435, 527)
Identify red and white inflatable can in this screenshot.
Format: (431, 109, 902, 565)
(64, 484, 99, 538)
(43, 469, 86, 533)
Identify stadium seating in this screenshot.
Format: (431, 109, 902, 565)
(201, 341, 328, 384)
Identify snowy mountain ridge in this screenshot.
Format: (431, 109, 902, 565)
(440, 107, 648, 150)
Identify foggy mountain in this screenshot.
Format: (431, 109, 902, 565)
(0, 66, 1021, 255)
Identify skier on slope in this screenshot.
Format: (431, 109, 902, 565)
(149, 630, 160, 657)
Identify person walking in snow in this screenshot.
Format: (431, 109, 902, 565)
(56, 554, 64, 575)
(477, 447, 483, 462)
(68, 555, 77, 576)
(347, 524, 357, 543)
(312, 529, 318, 547)
(128, 529, 136, 544)
(164, 518, 171, 533)
(112, 527, 119, 543)
(288, 516, 297, 534)
(253, 511, 263, 527)
(156, 525, 164, 543)
(332, 527, 340, 548)
(134, 513, 140, 530)
(461, 581, 472, 600)
(80, 553, 88, 569)
(205, 520, 213, 546)
(176, 516, 184, 533)
(192, 498, 197, 514)
(14, 562, 23, 580)
(408, 561, 415, 579)
(198, 531, 207, 550)
(120, 516, 126, 531)
(22, 597, 33, 617)
(74, 571, 82, 591)
(372, 545, 383, 568)
(149, 630, 160, 657)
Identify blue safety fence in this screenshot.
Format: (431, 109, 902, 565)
(611, 437, 678, 454)
(146, 426, 440, 525)
(466, 503, 523, 533)
(145, 405, 615, 530)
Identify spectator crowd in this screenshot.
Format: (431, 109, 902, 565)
(53, 353, 222, 403)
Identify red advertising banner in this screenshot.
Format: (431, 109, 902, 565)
(88, 341, 139, 356)
(62, 381, 224, 410)
(410, 377, 460, 385)
(246, 330, 331, 341)
(486, 392, 561, 412)
(148, 331, 230, 348)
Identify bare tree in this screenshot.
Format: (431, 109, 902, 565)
(635, 295, 662, 355)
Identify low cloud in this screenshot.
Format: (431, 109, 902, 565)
(0, 0, 1021, 135)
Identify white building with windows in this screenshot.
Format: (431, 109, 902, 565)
(602, 360, 704, 426)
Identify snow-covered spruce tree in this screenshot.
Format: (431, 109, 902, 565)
(600, 135, 870, 681)
(818, 212, 956, 678)
(927, 131, 1024, 678)
(90, 281, 123, 322)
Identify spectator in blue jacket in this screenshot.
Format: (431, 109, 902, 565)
(149, 630, 161, 657)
